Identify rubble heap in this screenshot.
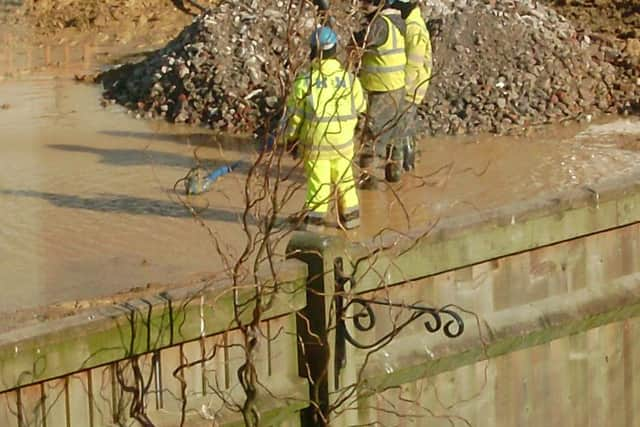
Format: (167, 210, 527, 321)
(99, 1, 321, 131)
(423, 0, 639, 135)
(99, 0, 639, 136)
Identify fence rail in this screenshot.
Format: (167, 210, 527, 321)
(5, 172, 640, 426)
(0, 262, 308, 426)
(286, 171, 640, 426)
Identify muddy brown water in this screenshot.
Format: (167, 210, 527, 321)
(0, 77, 254, 313)
(1, 41, 640, 320)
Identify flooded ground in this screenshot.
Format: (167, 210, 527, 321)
(0, 77, 249, 313)
(357, 117, 640, 236)
(1, 34, 640, 324)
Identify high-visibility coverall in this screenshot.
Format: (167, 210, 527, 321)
(285, 58, 367, 222)
(404, 6, 432, 106)
(358, 11, 407, 164)
(360, 14, 407, 93)
(399, 5, 433, 169)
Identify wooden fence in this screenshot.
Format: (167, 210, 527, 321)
(5, 172, 640, 426)
(0, 263, 309, 426)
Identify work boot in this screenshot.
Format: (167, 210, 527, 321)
(339, 209, 361, 230)
(357, 171, 378, 190)
(385, 163, 402, 183)
(358, 151, 379, 189)
(384, 145, 402, 183)
(402, 137, 416, 172)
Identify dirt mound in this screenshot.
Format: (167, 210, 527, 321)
(99, 1, 323, 132)
(96, 0, 639, 136)
(547, 0, 639, 40)
(14, 0, 144, 32)
(423, 0, 639, 135)
(545, 0, 640, 112)
(2, 0, 211, 36)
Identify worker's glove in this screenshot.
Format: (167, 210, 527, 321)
(287, 140, 300, 160)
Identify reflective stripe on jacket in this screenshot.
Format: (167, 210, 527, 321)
(404, 7, 432, 104)
(285, 59, 367, 160)
(360, 15, 407, 92)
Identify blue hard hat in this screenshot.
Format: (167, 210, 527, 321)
(310, 26, 338, 50)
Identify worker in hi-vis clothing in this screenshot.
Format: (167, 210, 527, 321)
(394, 0, 433, 171)
(284, 26, 367, 230)
(355, 0, 407, 188)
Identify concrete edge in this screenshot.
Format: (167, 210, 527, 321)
(0, 260, 308, 392)
(411, 169, 640, 243)
(348, 172, 640, 291)
(357, 272, 640, 395)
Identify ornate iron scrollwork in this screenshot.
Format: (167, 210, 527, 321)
(333, 257, 464, 364)
(341, 299, 464, 350)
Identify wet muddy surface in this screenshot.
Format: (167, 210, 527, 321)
(2, 73, 639, 322)
(1, 14, 640, 329)
(355, 116, 640, 238)
(0, 77, 249, 313)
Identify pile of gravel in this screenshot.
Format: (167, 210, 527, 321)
(99, 0, 321, 131)
(422, 0, 639, 135)
(98, 0, 639, 136)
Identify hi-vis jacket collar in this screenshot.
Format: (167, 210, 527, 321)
(310, 58, 343, 73)
(380, 8, 402, 17)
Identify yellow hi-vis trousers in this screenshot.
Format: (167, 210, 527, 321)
(304, 156, 359, 220)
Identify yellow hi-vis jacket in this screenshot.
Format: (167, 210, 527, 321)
(360, 15, 407, 92)
(404, 7, 433, 104)
(285, 58, 366, 160)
